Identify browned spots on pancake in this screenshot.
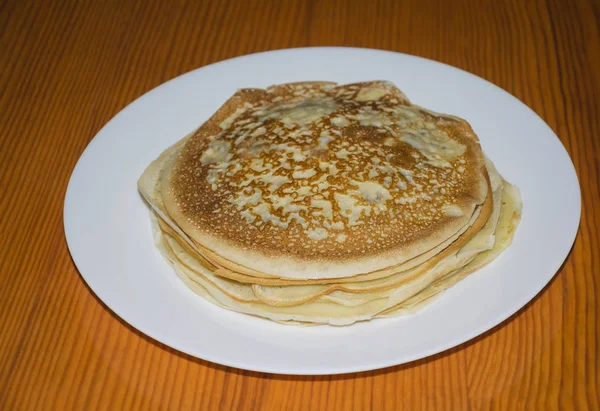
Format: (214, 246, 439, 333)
(170, 81, 487, 260)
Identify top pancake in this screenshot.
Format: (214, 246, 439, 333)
(159, 81, 489, 279)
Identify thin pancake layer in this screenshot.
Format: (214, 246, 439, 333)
(141, 129, 488, 285)
(160, 81, 489, 279)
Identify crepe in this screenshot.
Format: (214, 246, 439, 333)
(158, 81, 490, 280)
(138, 81, 521, 325)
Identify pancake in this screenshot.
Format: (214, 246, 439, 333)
(138, 80, 522, 325)
(159, 81, 490, 279)
(140, 101, 489, 284)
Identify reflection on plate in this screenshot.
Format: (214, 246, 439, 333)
(64, 47, 580, 375)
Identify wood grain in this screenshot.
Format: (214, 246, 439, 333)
(0, 0, 598, 409)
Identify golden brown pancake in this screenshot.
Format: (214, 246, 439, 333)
(138, 81, 521, 325)
(159, 81, 489, 279)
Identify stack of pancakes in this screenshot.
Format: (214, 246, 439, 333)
(139, 81, 521, 325)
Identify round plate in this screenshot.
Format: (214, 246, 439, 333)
(64, 47, 580, 375)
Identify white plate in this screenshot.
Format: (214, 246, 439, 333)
(64, 47, 580, 375)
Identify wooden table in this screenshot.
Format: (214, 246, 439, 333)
(1, 0, 598, 409)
